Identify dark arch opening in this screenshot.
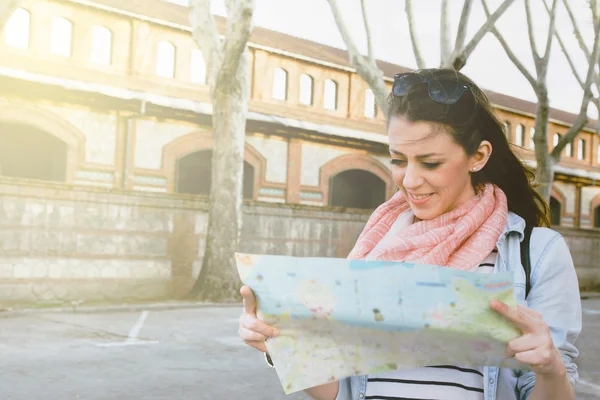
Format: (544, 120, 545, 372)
(549, 196, 561, 226)
(0, 122, 67, 181)
(329, 169, 385, 209)
(175, 150, 255, 199)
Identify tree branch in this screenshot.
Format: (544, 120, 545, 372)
(0, 0, 22, 31)
(453, 0, 474, 57)
(551, 18, 600, 158)
(481, 0, 537, 87)
(452, 0, 516, 70)
(540, 0, 558, 64)
(326, 0, 364, 66)
(360, 0, 375, 65)
(561, 0, 592, 58)
(217, 0, 255, 88)
(543, 0, 585, 88)
(190, 0, 223, 88)
(440, 0, 452, 66)
(524, 0, 540, 61)
(406, 0, 426, 69)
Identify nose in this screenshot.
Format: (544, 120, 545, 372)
(402, 163, 424, 190)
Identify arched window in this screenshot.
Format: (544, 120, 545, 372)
(549, 197, 561, 226)
(190, 49, 206, 84)
(0, 122, 67, 181)
(156, 41, 176, 78)
(272, 68, 288, 100)
(175, 150, 255, 199)
(595, 206, 600, 228)
(529, 127, 535, 150)
(90, 26, 112, 65)
(364, 89, 377, 118)
(503, 121, 511, 136)
(4, 8, 30, 49)
(329, 169, 385, 209)
(553, 133, 561, 147)
(299, 73, 313, 105)
(50, 17, 73, 57)
(577, 138, 586, 160)
(566, 141, 573, 157)
(515, 124, 524, 147)
(324, 79, 338, 110)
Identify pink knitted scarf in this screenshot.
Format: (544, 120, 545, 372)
(348, 183, 508, 270)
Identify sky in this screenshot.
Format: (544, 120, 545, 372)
(210, 0, 598, 119)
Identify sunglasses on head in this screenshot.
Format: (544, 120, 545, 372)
(392, 72, 470, 105)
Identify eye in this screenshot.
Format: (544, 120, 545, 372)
(423, 162, 441, 169)
(390, 159, 406, 167)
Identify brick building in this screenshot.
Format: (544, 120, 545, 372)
(1, 0, 599, 228)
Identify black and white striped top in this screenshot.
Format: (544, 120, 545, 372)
(364, 250, 498, 400)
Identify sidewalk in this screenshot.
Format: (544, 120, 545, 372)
(0, 299, 240, 318)
(2, 292, 599, 318)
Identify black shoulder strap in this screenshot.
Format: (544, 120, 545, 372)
(520, 226, 534, 298)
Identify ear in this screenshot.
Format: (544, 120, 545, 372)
(469, 140, 492, 172)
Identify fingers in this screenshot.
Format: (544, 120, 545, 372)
(505, 333, 536, 358)
(241, 285, 257, 315)
(244, 339, 268, 353)
(490, 299, 535, 333)
(240, 312, 279, 337)
(239, 326, 269, 343)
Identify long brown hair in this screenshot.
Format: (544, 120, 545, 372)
(386, 68, 549, 227)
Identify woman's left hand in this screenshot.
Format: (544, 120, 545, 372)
(491, 299, 566, 378)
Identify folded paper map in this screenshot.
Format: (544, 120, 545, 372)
(235, 253, 525, 394)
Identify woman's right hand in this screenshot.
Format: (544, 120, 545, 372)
(238, 285, 280, 352)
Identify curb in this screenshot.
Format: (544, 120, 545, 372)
(0, 301, 240, 318)
(581, 292, 600, 300)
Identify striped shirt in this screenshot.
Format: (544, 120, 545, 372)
(364, 251, 498, 400)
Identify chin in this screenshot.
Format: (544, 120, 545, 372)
(411, 207, 442, 221)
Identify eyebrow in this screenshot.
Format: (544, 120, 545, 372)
(389, 149, 443, 159)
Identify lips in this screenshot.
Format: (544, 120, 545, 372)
(407, 192, 434, 205)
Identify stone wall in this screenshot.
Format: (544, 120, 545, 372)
(0, 178, 369, 305)
(1, 178, 599, 306)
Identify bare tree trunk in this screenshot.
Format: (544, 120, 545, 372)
(188, 57, 249, 300)
(532, 88, 554, 201)
(0, 0, 21, 30)
(187, 0, 254, 301)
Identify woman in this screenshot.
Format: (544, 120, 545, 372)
(238, 68, 581, 400)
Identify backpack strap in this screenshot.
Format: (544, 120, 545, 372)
(520, 226, 534, 298)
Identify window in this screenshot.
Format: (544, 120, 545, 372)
(156, 41, 176, 78)
(4, 8, 30, 49)
(90, 26, 112, 65)
(553, 133, 561, 147)
(364, 89, 377, 118)
(578, 139, 586, 160)
(515, 124, 524, 147)
(50, 17, 73, 57)
(272, 68, 288, 100)
(299, 73, 313, 105)
(190, 49, 206, 84)
(566, 141, 573, 157)
(324, 79, 338, 110)
(529, 127, 535, 150)
(503, 121, 511, 136)
(597, 144, 600, 163)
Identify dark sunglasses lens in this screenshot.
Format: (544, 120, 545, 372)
(392, 74, 423, 96)
(429, 80, 467, 104)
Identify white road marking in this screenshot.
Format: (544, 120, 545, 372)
(578, 379, 600, 395)
(94, 311, 158, 348)
(583, 308, 600, 315)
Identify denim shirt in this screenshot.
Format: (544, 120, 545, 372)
(335, 212, 582, 400)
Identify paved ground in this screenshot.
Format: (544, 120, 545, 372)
(1, 300, 599, 400)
